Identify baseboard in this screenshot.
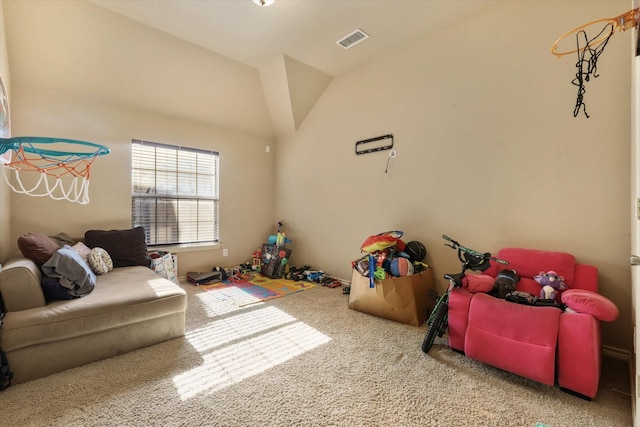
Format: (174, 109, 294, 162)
(602, 344, 631, 362)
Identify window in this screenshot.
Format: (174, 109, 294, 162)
(131, 139, 219, 246)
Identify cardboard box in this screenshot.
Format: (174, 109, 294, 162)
(348, 269, 434, 326)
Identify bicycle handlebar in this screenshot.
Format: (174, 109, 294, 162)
(442, 234, 509, 265)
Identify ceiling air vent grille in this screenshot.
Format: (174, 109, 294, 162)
(336, 28, 369, 49)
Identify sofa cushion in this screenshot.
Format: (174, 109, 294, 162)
(0, 266, 187, 353)
(461, 274, 494, 293)
(488, 248, 576, 287)
(88, 247, 113, 275)
(561, 289, 619, 322)
(17, 232, 60, 267)
(464, 293, 561, 386)
(84, 227, 150, 268)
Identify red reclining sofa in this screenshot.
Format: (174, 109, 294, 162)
(447, 247, 619, 400)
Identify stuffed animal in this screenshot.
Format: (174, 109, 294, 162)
(534, 270, 567, 300)
(492, 269, 520, 299)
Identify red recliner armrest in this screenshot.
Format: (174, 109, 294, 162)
(448, 288, 473, 353)
(557, 312, 601, 399)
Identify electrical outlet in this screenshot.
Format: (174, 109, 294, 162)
(223, 249, 228, 257)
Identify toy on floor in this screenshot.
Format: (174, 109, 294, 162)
(251, 248, 262, 270)
(289, 264, 344, 288)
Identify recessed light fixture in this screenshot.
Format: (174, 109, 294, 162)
(253, 0, 275, 6)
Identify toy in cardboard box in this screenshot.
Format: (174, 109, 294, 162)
(348, 269, 434, 326)
(348, 230, 434, 326)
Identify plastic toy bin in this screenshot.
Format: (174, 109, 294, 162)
(261, 244, 292, 279)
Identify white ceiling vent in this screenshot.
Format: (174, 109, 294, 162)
(336, 28, 369, 49)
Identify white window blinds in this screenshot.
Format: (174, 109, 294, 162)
(131, 139, 219, 245)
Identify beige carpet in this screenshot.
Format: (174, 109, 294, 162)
(0, 283, 632, 426)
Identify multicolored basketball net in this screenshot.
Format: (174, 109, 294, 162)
(0, 137, 110, 204)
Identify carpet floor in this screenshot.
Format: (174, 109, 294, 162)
(0, 282, 632, 426)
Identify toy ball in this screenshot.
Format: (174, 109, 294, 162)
(390, 257, 414, 277)
(404, 241, 427, 262)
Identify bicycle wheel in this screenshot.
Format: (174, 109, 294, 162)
(421, 301, 448, 353)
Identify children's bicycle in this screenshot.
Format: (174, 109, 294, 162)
(420, 235, 508, 353)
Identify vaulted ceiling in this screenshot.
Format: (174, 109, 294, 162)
(89, 1, 495, 137)
(92, 0, 494, 77)
(4, 1, 495, 139)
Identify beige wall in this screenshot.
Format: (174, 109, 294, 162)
(8, 86, 276, 274)
(275, 1, 633, 351)
(2, 1, 276, 275)
(1, 0, 634, 352)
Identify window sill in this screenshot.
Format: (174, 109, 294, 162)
(148, 242, 221, 254)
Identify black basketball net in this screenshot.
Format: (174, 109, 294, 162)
(572, 23, 614, 118)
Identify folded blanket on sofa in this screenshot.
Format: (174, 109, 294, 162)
(42, 245, 96, 297)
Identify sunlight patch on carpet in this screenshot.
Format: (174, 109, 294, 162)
(174, 318, 331, 399)
(203, 284, 273, 306)
(185, 306, 297, 353)
(195, 287, 264, 316)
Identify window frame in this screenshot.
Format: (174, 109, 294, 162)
(131, 139, 220, 247)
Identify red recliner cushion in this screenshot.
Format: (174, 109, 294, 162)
(561, 289, 618, 322)
(464, 293, 561, 386)
(462, 274, 494, 293)
(486, 248, 576, 286)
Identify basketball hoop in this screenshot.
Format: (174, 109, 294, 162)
(551, 8, 639, 57)
(550, 8, 639, 118)
(0, 136, 110, 204)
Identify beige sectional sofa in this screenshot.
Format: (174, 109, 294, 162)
(0, 256, 187, 384)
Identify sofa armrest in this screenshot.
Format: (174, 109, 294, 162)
(448, 288, 474, 352)
(561, 289, 618, 322)
(0, 258, 46, 312)
(557, 312, 601, 399)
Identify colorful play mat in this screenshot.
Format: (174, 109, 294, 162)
(200, 274, 316, 307)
